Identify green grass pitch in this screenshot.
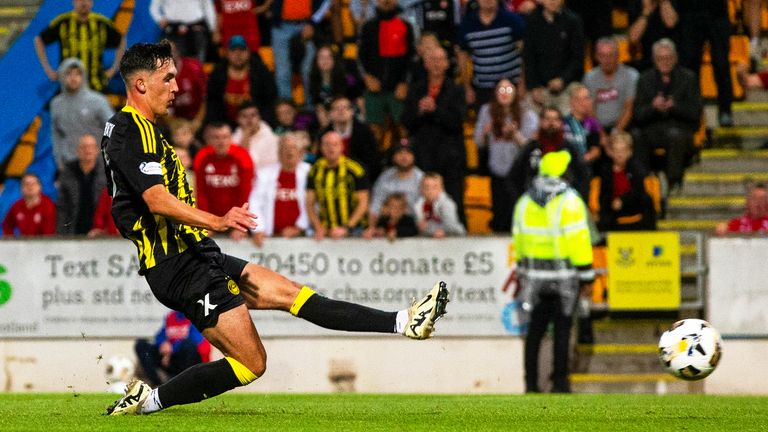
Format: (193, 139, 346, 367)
(1, 393, 767, 431)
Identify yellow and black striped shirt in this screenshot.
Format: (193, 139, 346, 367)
(39, 12, 122, 91)
(101, 106, 206, 274)
(307, 156, 369, 229)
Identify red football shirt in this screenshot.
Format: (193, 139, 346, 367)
(224, 73, 251, 124)
(726, 215, 768, 233)
(2, 196, 56, 236)
(193, 144, 255, 217)
(215, 0, 261, 52)
(91, 188, 119, 236)
(273, 170, 301, 234)
(171, 57, 207, 120)
(611, 169, 631, 200)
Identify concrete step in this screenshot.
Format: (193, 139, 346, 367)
(591, 320, 666, 344)
(682, 172, 768, 195)
(665, 195, 743, 220)
(732, 101, 768, 127)
(570, 373, 700, 394)
(657, 219, 719, 231)
(744, 87, 768, 103)
(572, 344, 661, 374)
(712, 126, 768, 149)
(688, 148, 768, 173)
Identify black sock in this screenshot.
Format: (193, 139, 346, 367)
(296, 294, 397, 333)
(157, 358, 243, 408)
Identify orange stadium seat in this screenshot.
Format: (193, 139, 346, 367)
(464, 175, 492, 234)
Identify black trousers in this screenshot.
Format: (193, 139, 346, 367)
(633, 124, 694, 188)
(678, 13, 733, 114)
(524, 292, 573, 393)
(135, 339, 203, 387)
(490, 173, 514, 233)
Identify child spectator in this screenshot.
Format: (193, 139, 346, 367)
(169, 119, 203, 159)
(274, 99, 300, 135)
(363, 192, 418, 240)
(415, 172, 466, 238)
(2, 173, 56, 237)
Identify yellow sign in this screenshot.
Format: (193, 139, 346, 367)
(607, 232, 680, 309)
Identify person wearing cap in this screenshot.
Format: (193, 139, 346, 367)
(512, 150, 594, 394)
(206, 34, 277, 126)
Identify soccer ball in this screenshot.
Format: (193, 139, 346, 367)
(658, 319, 723, 381)
(104, 355, 136, 393)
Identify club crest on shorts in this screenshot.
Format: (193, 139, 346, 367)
(227, 279, 240, 295)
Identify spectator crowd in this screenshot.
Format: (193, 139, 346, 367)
(6, 0, 766, 240)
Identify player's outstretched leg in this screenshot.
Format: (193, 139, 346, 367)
(237, 264, 450, 339)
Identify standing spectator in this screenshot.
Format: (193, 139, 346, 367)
(269, 0, 329, 105)
(150, 0, 217, 62)
(134, 311, 211, 388)
(401, 0, 461, 55)
(590, 132, 656, 232)
(2, 173, 56, 237)
(232, 102, 279, 170)
(358, 0, 415, 149)
(309, 44, 357, 126)
(193, 122, 255, 241)
(50, 58, 114, 170)
(168, 42, 208, 132)
(509, 106, 590, 209)
(474, 78, 538, 233)
(306, 131, 370, 240)
(248, 133, 311, 247)
(323, 96, 381, 182)
(632, 38, 701, 193)
(415, 172, 466, 237)
(363, 192, 419, 240)
(57, 134, 105, 235)
(627, 0, 679, 72)
(563, 84, 603, 176)
(676, 0, 733, 126)
(206, 35, 277, 127)
(214, 0, 267, 54)
(368, 139, 424, 225)
(458, 0, 525, 106)
(565, 0, 612, 51)
(34, 0, 126, 92)
(583, 37, 639, 133)
(87, 187, 120, 238)
(401, 46, 466, 221)
(522, 0, 585, 113)
(513, 150, 593, 393)
(715, 183, 768, 235)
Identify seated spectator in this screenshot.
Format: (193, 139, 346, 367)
(87, 187, 120, 238)
(359, 0, 415, 148)
(169, 119, 203, 159)
(248, 133, 311, 247)
(458, 0, 525, 107)
(627, 0, 679, 72)
(509, 106, 590, 207)
(632, 38, 702, 193)
(168, 42, 207, 132)
(402, 46, 466, 221)
(369, 139, 424, 224)
(310, 45, 357, 127)
(715, 183, 768, 235)
(306, 131, 370, 240)
(193, 122, 255, 240)
(274, 99, 300, 135)
(150, 0, 217, 62)
(232, 101, 279, 170)
(522, 0, 585, 113)
(583, 37, 639, 134)
(50, 58, 114, 170)
(415, 172, 466, 237)
(363, 192, 419, 240)
(206, 35, 277, 127)
(2, 172, 56, 237)
(408, 32, 445, 86)
(474, 77, 538, 232)
(135, 311, 211, 388)
(323, 96, 381, 182)
(214, 0, 267, 54)
(57, 134, 105, 235)
(563, 84, 603, 176)
(590, 132, 656, 232)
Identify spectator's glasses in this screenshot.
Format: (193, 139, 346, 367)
(497, 86, 514, 94)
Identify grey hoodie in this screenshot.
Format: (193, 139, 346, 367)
(50, 58, 114, 169)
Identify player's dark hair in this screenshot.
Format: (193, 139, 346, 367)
(119, 40, 173, 83)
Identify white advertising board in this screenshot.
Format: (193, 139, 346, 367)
(0, 237, 526, 338)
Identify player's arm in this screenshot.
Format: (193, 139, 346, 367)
(142, 185, 257, 233)
(34, 35, 57, 81)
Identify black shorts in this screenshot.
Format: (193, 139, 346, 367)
(145, 237, 248, 331)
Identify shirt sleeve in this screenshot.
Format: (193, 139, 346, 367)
(109, 119, 164, 196)
(104, 20, 123, 48)
(38, 21, 59, 45)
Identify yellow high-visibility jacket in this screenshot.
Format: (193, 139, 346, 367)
(513, 179, 594, 284)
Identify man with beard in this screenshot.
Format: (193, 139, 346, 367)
(366, 139, 424, 236)
(508, 106, 589, 210)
